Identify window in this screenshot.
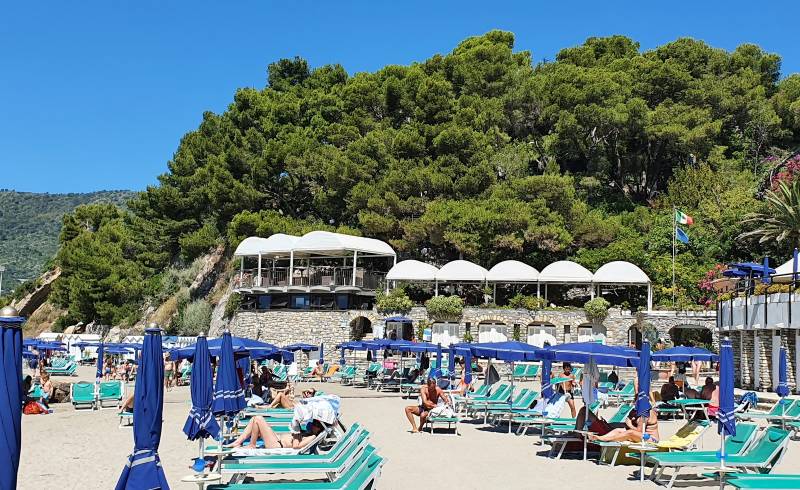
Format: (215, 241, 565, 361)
(291, 294, 310, 309)
(257, 295, 272, 310)
(478, 322, 508, 343)
(335, 294, 350, 310)
(577, 325, 593, 342)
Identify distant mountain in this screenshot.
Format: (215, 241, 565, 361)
(0, 190, 135, 293)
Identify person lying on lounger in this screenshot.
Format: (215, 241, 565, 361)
(404, 377, 450, 433)
(226, 415, 325, 450)
(586, 402, 660, 443)
(268, 388, 316, 409)
(118, 392, 135, 412)
(310, 361, 325, 381)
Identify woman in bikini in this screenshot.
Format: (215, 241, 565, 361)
(226, 416, 325, 450)
(588, 405, 660, 443)
(269, 388, 316, 409)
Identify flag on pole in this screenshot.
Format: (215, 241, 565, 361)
(676, 227, 689, 244)
(675, 209, 694, 225)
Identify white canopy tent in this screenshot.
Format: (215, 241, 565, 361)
(538, 260, 594, 301)
(386, 260, 439, 281)
(486, 260, 539, 282)
(774, 257, 800, 283)
(593, 260, 652, 311)
(434, 260, 488, 297)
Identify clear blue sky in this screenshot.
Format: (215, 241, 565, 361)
(3, 1, 798, 193)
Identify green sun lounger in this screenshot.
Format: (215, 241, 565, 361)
(222, 436, 373, 480)
(224, 424, 365, 464)
(705, 473, 800, 489)
(46, 362, 78, 376)
(97, 380, 123, 409)
(607, 380, 634, 402)
(647, 426, 788, 489)
(208, 445, 385, 490)
(71, 381, 96, 410)
(738, 399, 797, 421)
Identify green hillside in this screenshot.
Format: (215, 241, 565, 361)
(0, 190, 134, 292)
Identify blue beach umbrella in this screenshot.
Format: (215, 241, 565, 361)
(95, 342, 105, 380)
(636, 340, 652, 418)
(432, 343, 443, 378)
(283, 343, 318, 352)
(319, 343, 324, 364)
(183, 335, 220, 441)
(463, 349, 473, 385)
(0, 309, 24, 490)
(718, 338, 736, 471)
(447, 346, 456, 378)
(212, 330, 246, 417)
(115, 327, 169, 490)
(777, 347, 789, 420)
(651, 346, 719, 363)
(541, 359, 553, 400)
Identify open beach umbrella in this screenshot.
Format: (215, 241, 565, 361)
(183, 335, 220, 443)
(283, 343, 318, 352)
(0, 308, 24, 489)
(546, 342, 639, 367)
(651, 346, 719, 362)
(212, 330, 246, 417)
(95, 341, 105, 380)
(115, 327, 169, 490)
(717, 338, 736, 478)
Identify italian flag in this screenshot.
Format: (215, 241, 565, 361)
(675, 209, 693, 225)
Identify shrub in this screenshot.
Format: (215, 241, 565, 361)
(177, 299, 212, 336)
(425, 295, 464, 319)
(462, 330, 474, 343)
(584, 297, 610, 324)
(376, 287, 413, 313)
(508, 293, 545, 310)
(767, 284, 790, 294)
(512, 324, 521, 341)
(224, 292, 241, 318)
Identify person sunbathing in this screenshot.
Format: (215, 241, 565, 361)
(227, 415, 324, 449)
(269, 388, 316, 409)
(310, 361, 325, 381)
(587, 406, 660, 443)
(118, 392, 135, 412)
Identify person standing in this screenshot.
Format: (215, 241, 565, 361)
(163, 353, 175, 391)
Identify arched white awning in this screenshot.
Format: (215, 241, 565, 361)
(234, 237, 272, 257)
(292, 231, 395, 257)
(486, 260, 539, 282)
(593, 261, 650, 284)
(436, 260, 488, 282)
(386, 260, 439, 281)
(234, 234, 300, 257)
(538, 260, 593, 283)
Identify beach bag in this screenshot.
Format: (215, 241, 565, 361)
(429, 405, 455, 418)
(23, 401, 46, 415)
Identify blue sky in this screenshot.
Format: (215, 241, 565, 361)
(2, 1, 798, 193)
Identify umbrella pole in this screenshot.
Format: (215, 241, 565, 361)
(719, 431, 726, 490)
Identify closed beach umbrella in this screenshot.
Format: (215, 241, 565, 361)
(115, 326, 169, 490)
(319, 343, 324, 364)
(463, 349, 472, 385)
(212, 330, 246, 416)
(339, 346, 346, 366)
(718, 338, 736, 474)
(447, 346, 456, 377)
(635, 340, 652, 420)
(0, 308, 24, 489)
(183, 334, 220, 441)
(96, 341, 105, 380)
(541, 359, 553, 400)
(777, 347, 789, 420)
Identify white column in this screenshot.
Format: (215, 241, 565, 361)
(352, 250, 358, 286)
(772, 331, 781, 391)
(753, 330, 761, 390)
(239, 257, 244, 282)
(795, 331, 800, 394)
(289, 251, 294, 286)
(537, 282, 540, 298)
(256, 253, 262, 287)
(435, 279, 439, 296)
(647, 284, 653, 312)
(740, 331, 745, 387)
(590, 284, 595, 299)
(544, 284, 548, 303)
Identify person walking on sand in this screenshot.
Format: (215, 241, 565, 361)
(163, 353, 175, 391)
(404, 377, 449, 433)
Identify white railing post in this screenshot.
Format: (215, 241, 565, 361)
(256, 253, 262, 288)
(289, 251, 294, 286)
(352, 250, 358, 286)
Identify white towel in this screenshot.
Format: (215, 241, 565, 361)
(583, 358, 600, 407)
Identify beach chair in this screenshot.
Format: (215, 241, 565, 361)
(737, 399, 796, 421)
(46, 361, 78, 376)
(118, 410, 133, 428)
(400, 369, 428, 398)
(709, 473, 800, 489)
(648, 426, 790, 489)
(465, 384, 512, 415)
(71, 381, 96, 410)
(647, 423, 759, 487)
(598, 420, 711, 467)
(97, 380, 124, 409)
(607, 380, 634, 403)
(543, 403, 633, 457)
(511, 364, 527, 380)
(208, 445, 386, 490)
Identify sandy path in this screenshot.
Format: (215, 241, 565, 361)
(19, 366, 800, 489)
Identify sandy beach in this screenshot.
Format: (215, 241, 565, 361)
(19, 365, 800, 489)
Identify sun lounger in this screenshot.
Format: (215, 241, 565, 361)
(71, 381, 96, 410)
(597, 420, 711, 467)
(704, 473, 800, 489)
(118, 410, 133, 428)
(647, 425, 788, 489)
(737, 399, 796, 421)
(207, 446, 385, 490)
(607, 380, 634, 403)
(46, 362, 78, 376)
(224, 424, 365, 465)
(97, 380, 124, 409)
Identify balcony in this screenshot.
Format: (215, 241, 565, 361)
(233, 266, 385, 292)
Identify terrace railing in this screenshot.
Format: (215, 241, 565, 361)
(717, 272, 800, 330)
(233, 267, 385, 290)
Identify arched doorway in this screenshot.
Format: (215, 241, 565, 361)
(350, 316, 373, 341)
(478, 321, 507, 343)
(669, 325, 713, 350)
(527, 322, 557, 347)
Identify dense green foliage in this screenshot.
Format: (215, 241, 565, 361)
(43, 31, 800, 323)
(0, 190, 133, 293)
(584, 297, 611, 323)
(508, 293, 546, 310)
(375, 287, 414, 313)
(425, 295, 465, 318)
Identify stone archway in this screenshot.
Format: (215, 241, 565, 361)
(350, 316, 372, 341)
(668, 324, 714, 350)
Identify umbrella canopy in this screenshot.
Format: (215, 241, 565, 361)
(183, 335, 220, 441)
(651, 346, 719, 362)
(283, 343, 319, 352)
(170, 336, 280, 361)
(0, 310, 24, 489)
(339, 346, 346, 366)
(95, 342, 105, 380)
(546, 342, 639, 367)
(718, 338, 736, 438)
(777, 347, 790, 398)
(115, 327, 169, 490)
(457, 341, 548, 362)
(541, 359, 553, 399)
(212, 331, 246, 416)
(635, 340, 652, 419)
(250, 349, 294, 363)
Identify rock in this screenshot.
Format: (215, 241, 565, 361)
(189, 244, 226, 299)
(51, 380, 72, 403)
(12, 268, 61, 317)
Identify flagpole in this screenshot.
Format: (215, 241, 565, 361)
(672, 206, 676, 307)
